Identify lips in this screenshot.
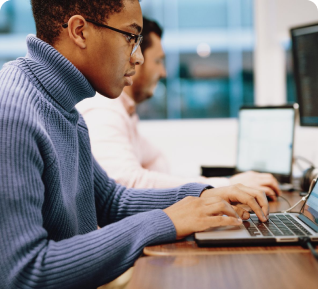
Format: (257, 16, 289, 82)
(124, 71, 135, 86)
(124, 71, 136, 77)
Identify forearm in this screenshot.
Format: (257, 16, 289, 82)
(1, 210, 175, 289)
(94, 165, 208, 226)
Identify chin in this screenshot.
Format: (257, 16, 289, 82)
(136, 94, 153, 104)
(97, 87, 124, 99)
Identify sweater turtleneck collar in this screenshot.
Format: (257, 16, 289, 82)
(23, 35, 95, 112)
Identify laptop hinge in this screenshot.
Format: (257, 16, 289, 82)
(298, 214, 318, 233)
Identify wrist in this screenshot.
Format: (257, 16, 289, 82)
(200, 186, 213, 197)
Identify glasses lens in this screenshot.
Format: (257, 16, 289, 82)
(131, 35, 143, 56)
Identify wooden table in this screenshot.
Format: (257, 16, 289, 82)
(127, 253, 318, 289)
(124, 191, 318, 289)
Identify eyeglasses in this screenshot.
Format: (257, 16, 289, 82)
(62, 19, 143, 56)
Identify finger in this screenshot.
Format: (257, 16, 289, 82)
(208, 215, 243, 227)
(229, 185, 268, 222)
(266, 194, 277, 202)
(260, 174, 282, 196)
(239, 185, 269, 219)
(245, 197, 267, 222)
(232, 206, 250, 220)
(261, 186, 277, 201)
(253, 190, 269, 218)
(205, 200, 240, 219)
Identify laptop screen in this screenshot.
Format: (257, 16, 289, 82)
(303, 183, 318, 226)
(237, 107, 295, 177)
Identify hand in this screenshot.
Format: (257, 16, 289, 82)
(201, 184, 269, 222)
(229, 171, 281, 201)
(163, 196, 243, 240)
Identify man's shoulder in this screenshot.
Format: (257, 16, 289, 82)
(0, 59, 38, 96)
(0, 60, 24, 83)
(0, 61, 44, 123)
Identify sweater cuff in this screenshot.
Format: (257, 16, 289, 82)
(139, 209, 177, 245)
(176, 183, 212, 202)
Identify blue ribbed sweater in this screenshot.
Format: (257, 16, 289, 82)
(0, 35, 207, 289)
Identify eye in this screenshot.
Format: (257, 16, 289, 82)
(156, 59, 164, 65)
(124, 34, 133, 43)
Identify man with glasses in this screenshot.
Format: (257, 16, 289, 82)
(0, 1, 269, 288)
(78, 17, 281, 199)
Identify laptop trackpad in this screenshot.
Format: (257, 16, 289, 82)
(196, 225, 249, 239)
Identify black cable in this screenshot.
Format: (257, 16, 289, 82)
(266, 195, 292, 208)
(307, 242, 318, 261)
(249, 195, 292, 214)
(277, 195, 291, 208)
(299, 237, 318, 262)
(294, 156, 315, 168)
(294, 160, 305, 173)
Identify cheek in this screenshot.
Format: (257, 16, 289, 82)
(149, 70, 160, 87)
(90, 38, 128, 80)
(91, 54, 129, 97)
(143, 65, 158, 85)
(98, 53, 126, 84)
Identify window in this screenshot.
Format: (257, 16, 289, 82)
(138, 0, 255, 119)
(0, 0, 35, 69)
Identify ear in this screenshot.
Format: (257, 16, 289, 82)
(66, 15, 89, 49)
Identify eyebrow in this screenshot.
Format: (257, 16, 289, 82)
(128, 23, 142, 34)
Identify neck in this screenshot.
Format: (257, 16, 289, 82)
(123, 86, 136, 102)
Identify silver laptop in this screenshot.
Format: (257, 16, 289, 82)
(201, 105, 296, 184)
(236, 105, 296, 184)
(195, 180, 318, 247)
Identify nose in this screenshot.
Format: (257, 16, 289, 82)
(160, 64, 167, 79)
(130, 46, 144, 66)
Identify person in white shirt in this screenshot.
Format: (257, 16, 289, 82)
(77, 17, 281, 199)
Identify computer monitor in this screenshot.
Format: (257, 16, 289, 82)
(291, 23, 318, 127)
(236, 106, 296, 183)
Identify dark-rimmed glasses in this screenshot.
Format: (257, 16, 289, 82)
(62, 19, 143, 56)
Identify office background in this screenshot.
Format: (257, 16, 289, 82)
(0, 0, 318, 177)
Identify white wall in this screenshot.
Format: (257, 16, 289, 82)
(139, 119, 238, 177)
(139, 119, 318, 178)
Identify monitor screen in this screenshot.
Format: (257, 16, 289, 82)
(237, 108, 295, 176)
(291, 24, 318, 126)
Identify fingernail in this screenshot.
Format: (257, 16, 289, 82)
(237, 218, 242, 224)
(262, 213, 267, 222)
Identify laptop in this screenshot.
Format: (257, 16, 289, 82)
(195, 179, 318, 247)
(236, 105, 296, 184)
(201, 105, 297, 185)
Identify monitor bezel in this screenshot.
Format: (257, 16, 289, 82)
(290, 22, 318, 127)
(236, 105, 296, 184)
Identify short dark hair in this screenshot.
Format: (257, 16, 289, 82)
(31, 0, 135, 46)
(140, 17, 163, 54)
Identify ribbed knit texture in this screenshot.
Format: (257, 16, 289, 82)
(0, 35, 208, 289)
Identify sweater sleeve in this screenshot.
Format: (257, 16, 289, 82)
(92, 157, 209, 226)
(81, 103, 231, 189)
(0, 82, 205, 288)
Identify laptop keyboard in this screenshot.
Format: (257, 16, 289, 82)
(243, 214, 312, 237)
